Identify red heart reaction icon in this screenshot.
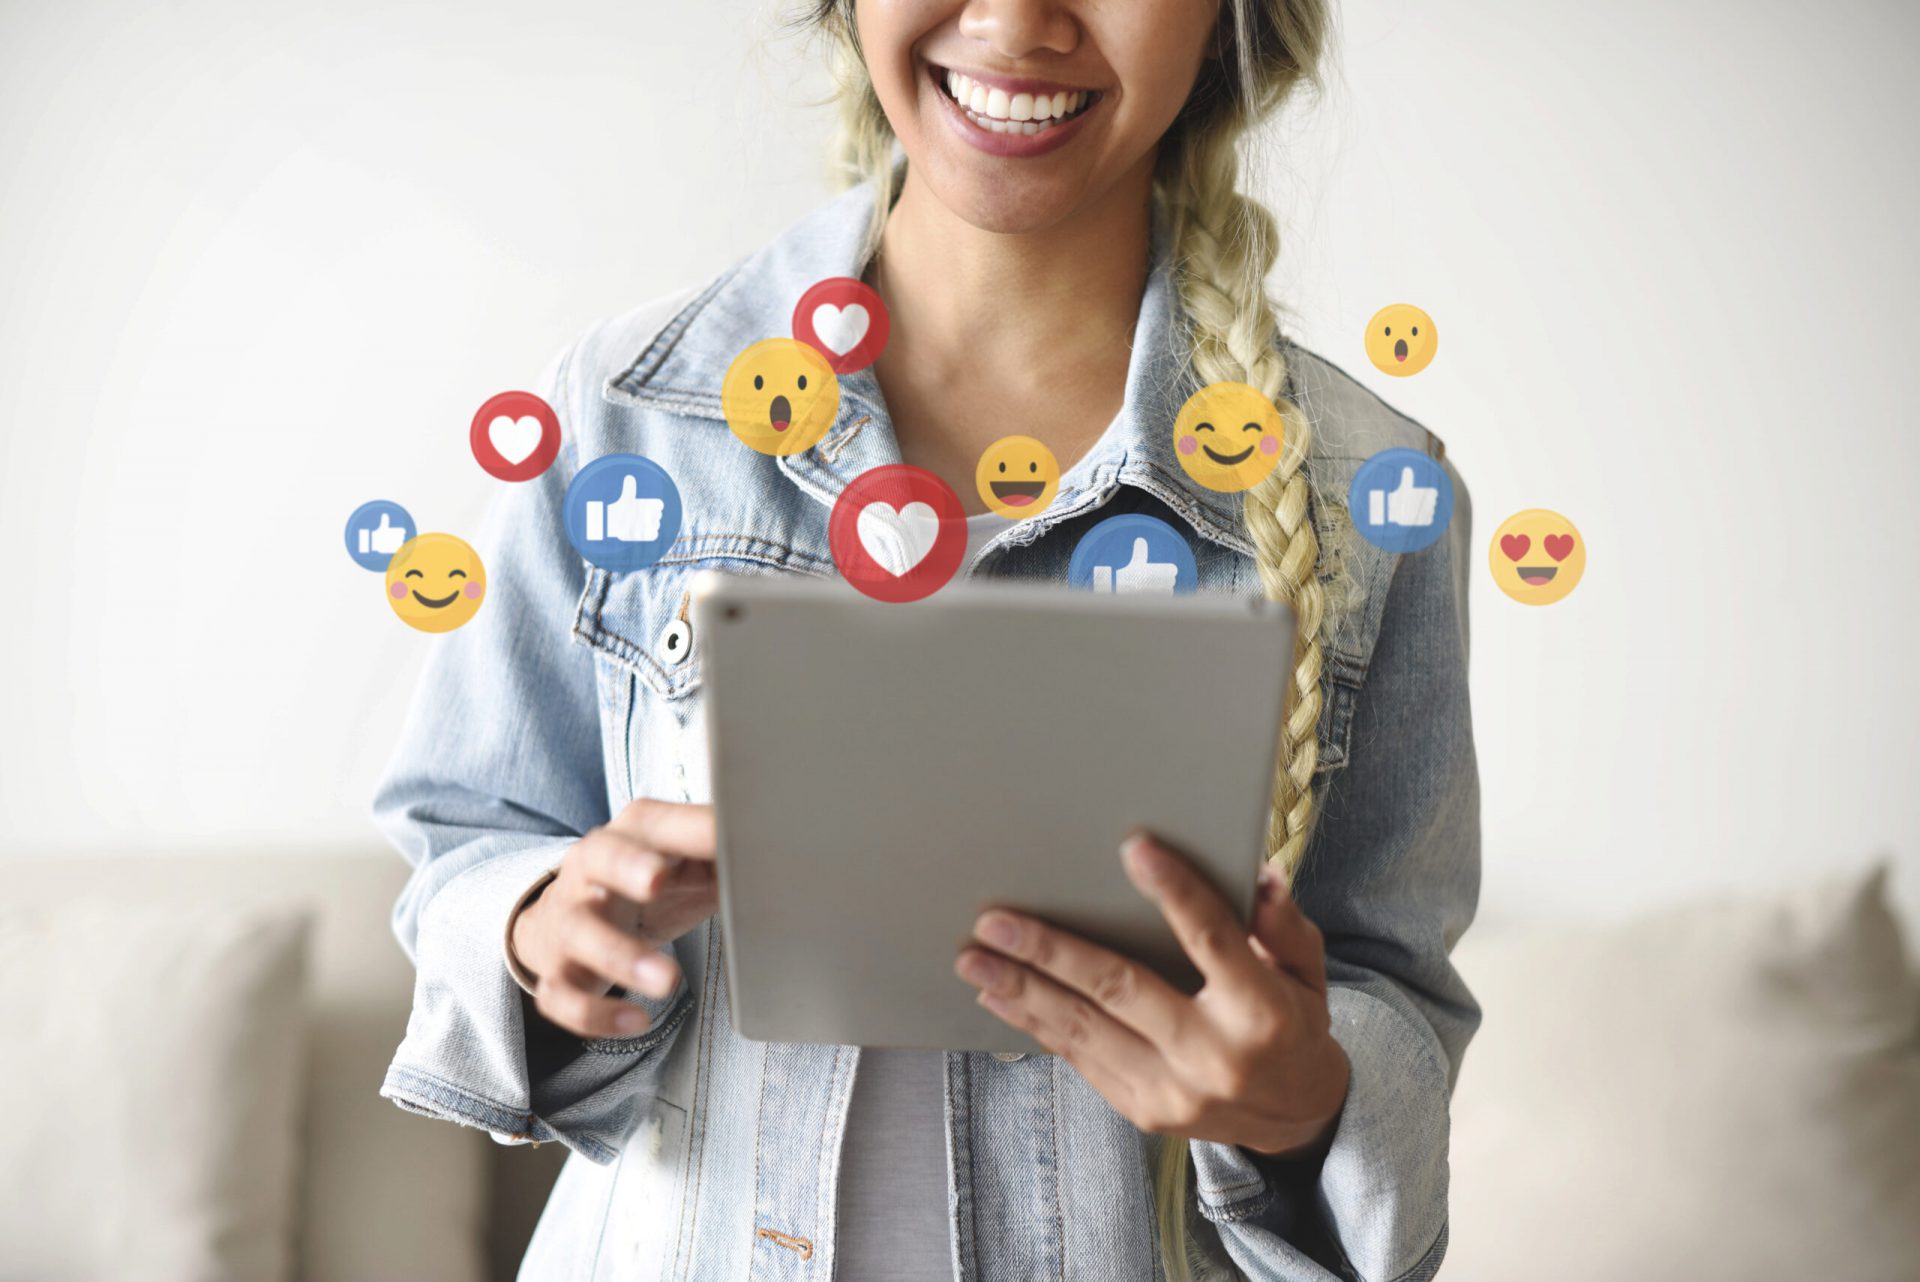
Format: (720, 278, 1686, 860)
(1499, 534, 1530, 562)
(1544, 534, 1574, 562)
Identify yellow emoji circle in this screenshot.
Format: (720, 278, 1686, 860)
(975, 435, 1061, 518)
(1489, 510, 1585, 606)
(1172, 382, 1286, 493)
(721, 338, 841, 456)
(385, 533, 487, 633)
(1365, 304, 1437, 377)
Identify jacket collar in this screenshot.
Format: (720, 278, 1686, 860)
(604, 181, 1256, 557)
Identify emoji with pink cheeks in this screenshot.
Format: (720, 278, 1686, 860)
(385, 533, 486, 632)
(1490, 510, 1584, 605)
(1172, 382, 1285, 492)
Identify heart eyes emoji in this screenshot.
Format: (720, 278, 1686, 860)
(1498, 532, 1576, 562)
(1490, 510, 1585, 605)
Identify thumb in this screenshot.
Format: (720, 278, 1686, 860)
(1394, 467, 1417, 492)
(1125, 537, 1152, 566)
(1251, 865, 1327, 994)
(617, 475, 640, 503)
(375, 513, 393, 530)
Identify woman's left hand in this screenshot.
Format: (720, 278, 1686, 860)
(955, 832, 1350, 1158)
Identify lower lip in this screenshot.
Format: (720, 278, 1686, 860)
(929, 66, 1097, 159)
(772, 421, 789, 432)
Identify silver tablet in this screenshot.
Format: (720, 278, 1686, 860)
(690, 571, 1295, 1054)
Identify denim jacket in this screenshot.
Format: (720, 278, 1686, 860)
(375, 181, 1480, 1282)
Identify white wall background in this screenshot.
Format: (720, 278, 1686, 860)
(3, 0, 1916, 929)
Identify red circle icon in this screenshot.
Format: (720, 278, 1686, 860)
(793, 277, 890, 375)
(829, 465, 967, 603)
(470, 390, 562, 482)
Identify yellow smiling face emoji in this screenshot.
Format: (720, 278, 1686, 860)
(721, 338, 841, 456)
(1365, 304, 1437, 377)
(1172, 382, 1286, 493)
(1489, 509, 1585, 605)
(975, 435, 1061, 518)
(386, 533, 486, 632)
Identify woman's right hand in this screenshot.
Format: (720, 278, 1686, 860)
(510, 798, 718, 1039)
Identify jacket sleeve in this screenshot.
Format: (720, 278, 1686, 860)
(1189, 461, 1481, 1282)
(375, 341, 693, 1165)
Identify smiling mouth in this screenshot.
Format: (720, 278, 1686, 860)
(989, 480, 1046, 504)
(934, 66, 1098, 136)
(1202, 444, 1257, 467)
(1516, 566, 1558, 586)
(412, 589, 461, 609)
(768, 395, 791, 432)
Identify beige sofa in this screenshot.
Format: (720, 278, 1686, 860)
(5, 852, 1916, 1281)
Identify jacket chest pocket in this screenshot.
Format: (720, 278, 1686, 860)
(575, 545, 830, 809)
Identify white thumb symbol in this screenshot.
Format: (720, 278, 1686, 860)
(1383, 466, 1439, 528)
(367, 511, 406, 554)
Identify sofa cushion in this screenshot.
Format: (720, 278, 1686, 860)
(0, 896, 311, 1281)
(1447, 865, 1920, 1281)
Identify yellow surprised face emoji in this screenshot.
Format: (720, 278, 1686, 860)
(1365, 304, 1437, 377)
(1172, 382, 1285, 493)
(1489, 509, 1585, 605)
(975, 435, 1061, 518)
(386, 533, 486, 633)
(721, 338, 841, 456)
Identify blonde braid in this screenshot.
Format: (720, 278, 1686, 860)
(1165, 136, 1327, 877)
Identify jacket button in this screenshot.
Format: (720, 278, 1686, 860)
(991, 1051, 1026, 1062)
(658, 617, 692, 666)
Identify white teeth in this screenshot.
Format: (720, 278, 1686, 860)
(941, 67, 1092, 133)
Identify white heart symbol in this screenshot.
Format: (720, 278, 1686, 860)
(855, 501, 940, 577)
(489, 414, 544, 464)
(811, 303, 870, 356)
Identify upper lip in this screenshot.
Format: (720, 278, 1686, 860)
(929, 62, 1101, 98)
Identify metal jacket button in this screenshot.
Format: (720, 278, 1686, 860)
(658, 617, 692, 665)
(991, 1051, 1026, 1062)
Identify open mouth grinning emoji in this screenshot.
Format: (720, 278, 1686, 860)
(974, 435, 1062, 519)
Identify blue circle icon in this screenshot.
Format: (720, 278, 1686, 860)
(344, 500, 416, 571)
(563, 454, 683, 572)
(1068, 514, 1198, 594)
(1348, 448, 1453, 554)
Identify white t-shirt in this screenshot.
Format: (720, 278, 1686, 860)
(834, 510, 1012, 1280)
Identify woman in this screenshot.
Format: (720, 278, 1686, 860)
(376, 1, 1480, 1278)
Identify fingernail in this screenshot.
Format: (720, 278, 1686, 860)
(975, 912, 1021, 951)
(634, 953, 675, 990)
(956, 950, 1003, 986)
(1121, 834, 1163, 883)
(613, 1008, 648, 1035)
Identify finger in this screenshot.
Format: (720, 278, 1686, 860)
(558, 904, 682, 998)
(573, 830, 679, 905)
(533, 963, 655, 1040)
(958, 948, 1163, 1097)
(605, 798, 716, 861)
(970, 908, 1193, 1048)
(1252, 866, 1328, 994)
(1120, 833, 1266, 990)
